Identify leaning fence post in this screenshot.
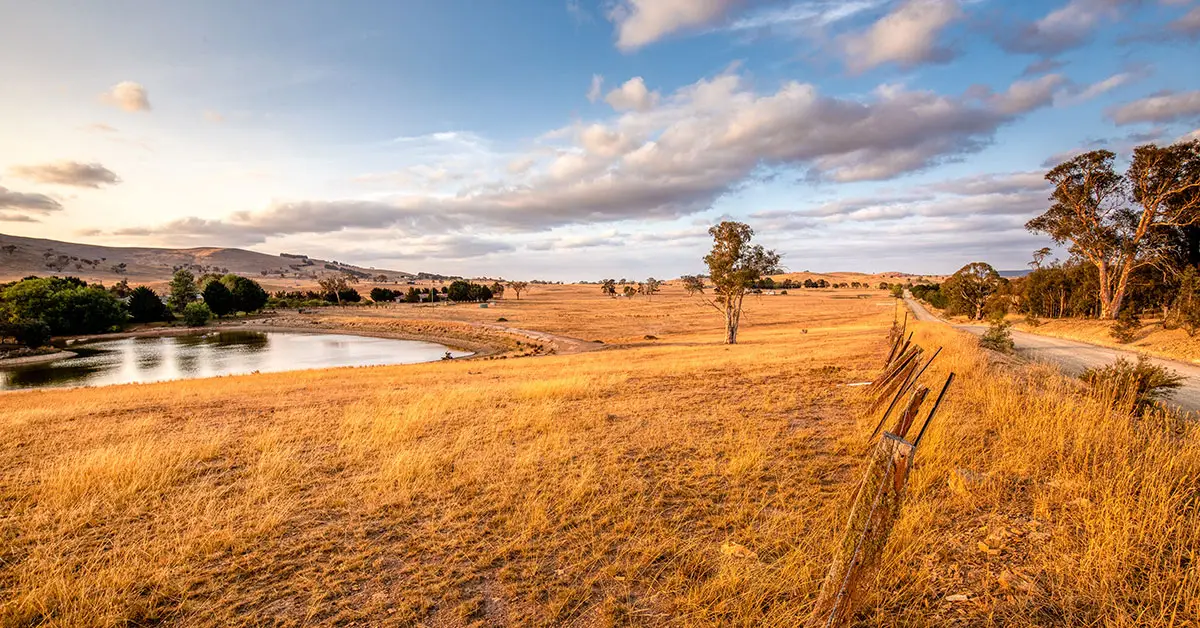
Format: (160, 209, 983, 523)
(805, 432, 915, 628)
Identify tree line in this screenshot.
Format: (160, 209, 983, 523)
(0, 270, 273, 347)
(911, 140, 1200, 340)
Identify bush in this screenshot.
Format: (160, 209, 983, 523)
(221, 274, 269, 313)
(980, 318, 1015, 353)
(0, 277, 126, 335)
(1, 319, 52, 348)
(202, 281, 234, 317)
(127, 286, 171, 323)
(448, 280, 493, 302)
(183, 302, 212, 327)
(370, 287, 397, 302)
(1081, 355, 1184, 413)
(1110, 310, 1141, 343)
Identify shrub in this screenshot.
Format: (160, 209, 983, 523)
(221, 274, 269, 313)
(0, 319, 52, 348)
(0, 277, 127, 335)
(183, 302, 212, 327)
(980, 318, 1015, 353)
(1023, 313, 1041, 328)
(1110, 310, 1140, 344)
(370, 287, 397, 302)
(1080, 355, 1184, 413)
(127, 286, 170, 323)
(202, 281, 234, 318)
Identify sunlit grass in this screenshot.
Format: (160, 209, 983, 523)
(0, 287, 1196, 625)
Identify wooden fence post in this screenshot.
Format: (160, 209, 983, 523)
(805, 432, 914, 628)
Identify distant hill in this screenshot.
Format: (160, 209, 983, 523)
(998, 269, 1032, 278)
(767, 270, 948, 284)
(0, 233, 413, 286)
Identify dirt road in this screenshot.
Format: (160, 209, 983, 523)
(903, 294, 1200, 412)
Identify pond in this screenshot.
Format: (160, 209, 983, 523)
(0, 331, 472, 391)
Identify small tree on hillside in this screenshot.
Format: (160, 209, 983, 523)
(644, 277, 661, 300)
(681, 275, 705, 295)
(622, 285, 636, 298)
(601, 279, 617, 296)
(203, 280, 234, 318)
(490, 281, 506, 299)
(698, 221, 782, 344)
(507, 281, 529, 300)
(168, 269, 198, 312)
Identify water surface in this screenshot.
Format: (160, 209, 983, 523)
(1, 331, 470, 391)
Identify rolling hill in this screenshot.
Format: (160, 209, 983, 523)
(0, 233, 413, 286)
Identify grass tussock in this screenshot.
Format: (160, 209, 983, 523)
(0, 287, 1196, 626)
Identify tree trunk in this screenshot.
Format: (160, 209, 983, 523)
(1109, 261, 1135, 320)
(1097, 262, 1115, 319)
(724, 294, 743, 344)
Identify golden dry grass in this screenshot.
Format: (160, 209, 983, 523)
(1, 287, 1197, 626)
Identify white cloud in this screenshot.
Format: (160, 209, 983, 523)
(986, 74, 1067, 116)
(605, 77, 660, 111)
(841, 0, 962, 73)
(1054, 69, 1143, 106)
(120, 70, 1061, 247)
(8, 161, 121, 188)
(727, 0, 884, 34)
(1171, 6, 1200, 38)
(608, 0, 741, 50)
(508, 156, 537, 174)
(100, 81, 151, 112)
(587, 74, 604, 103)
(0, 186, 63, 213)
(996, 0, 1136, 54)
(1107, 90, 1200, 125)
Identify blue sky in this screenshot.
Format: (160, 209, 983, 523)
(1, 0, 1198, 279)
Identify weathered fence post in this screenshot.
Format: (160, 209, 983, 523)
(806, 432, 915, 628)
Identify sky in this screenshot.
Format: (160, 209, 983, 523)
(1, 0, 1198, 280)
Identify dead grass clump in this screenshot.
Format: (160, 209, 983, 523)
(1080, 355, 1185, 413)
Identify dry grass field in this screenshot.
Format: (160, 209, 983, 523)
(1, 286, 1197, 626)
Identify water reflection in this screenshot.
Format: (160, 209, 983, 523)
(1, 331, 470, 391)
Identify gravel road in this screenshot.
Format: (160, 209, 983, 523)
(903, 294, 1200, 412)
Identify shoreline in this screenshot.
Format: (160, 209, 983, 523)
(0, 350, 78, 368)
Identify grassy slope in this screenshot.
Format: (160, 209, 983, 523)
(1, 287, 1197, 626)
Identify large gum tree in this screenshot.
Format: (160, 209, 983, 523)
(1026, 141, 1200, 319)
